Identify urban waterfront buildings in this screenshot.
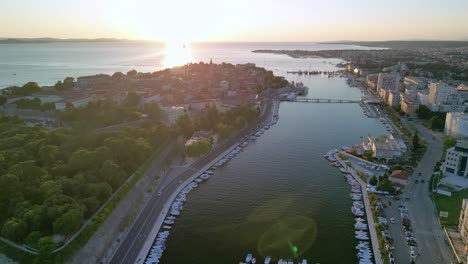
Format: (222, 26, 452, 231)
(445, 112, 468, 138)
(401, 98, 419, 117)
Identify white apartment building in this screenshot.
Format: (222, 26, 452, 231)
(377, 73, 400, 92)
(443, 141, 468, 178)
(387, 91, 401, 107)
(445, 112, 468, 138)
(428, 81, 462, 111)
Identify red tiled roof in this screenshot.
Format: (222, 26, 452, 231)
(390, 170, 410, 180)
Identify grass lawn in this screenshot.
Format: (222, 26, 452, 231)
(434, 190, 468, 226)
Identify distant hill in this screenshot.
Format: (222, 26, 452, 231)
(320, 40, 468, 48)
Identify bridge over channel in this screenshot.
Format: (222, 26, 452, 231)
(280, 98, 361, 103)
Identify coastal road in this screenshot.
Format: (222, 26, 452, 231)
(404, 122, 455, 264)
(109, 99, 274, 264)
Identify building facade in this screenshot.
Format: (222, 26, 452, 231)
(401, 98, 419, 118)
(428, 81, 461, 112)
(443, 141, 468, 178)
(387, 91, 401, 107)
(458, 199, 468, 263)
(377, 73, 400, 92)
(445, 112, 468, 138)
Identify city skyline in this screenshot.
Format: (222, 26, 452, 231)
(2, 0, 468, 43)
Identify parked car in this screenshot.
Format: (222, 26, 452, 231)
(390, 218, 396, 224)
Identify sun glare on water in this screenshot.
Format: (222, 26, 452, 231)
(163, 41, 193, 69)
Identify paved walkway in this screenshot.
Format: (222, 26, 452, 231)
(335, 152, 383, 264)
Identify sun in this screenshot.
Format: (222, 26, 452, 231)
(163, 40, 193, 69)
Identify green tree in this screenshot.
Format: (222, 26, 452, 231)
(363, 150, 374, 161)
(53, 208, 83, 235)
(1, 218, 28, 241)
(144, 102, 163, 121)
(176, 114, 194, 138)
(112, 72, 125, 79)
(12, 82, 41, 96)
(0, 95, 6, 105)
(412, 131, 420, 149)
(443, 137, 457, 149)
(99, 160, 126, 189)
(127, 69, 138, 77)
(430, 116, 444, 131)
(34, 237, 56, 264)
(125, 91, 141, 109)
(369, 176, 378, 186)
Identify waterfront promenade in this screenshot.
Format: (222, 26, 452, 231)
(335, 152, 383, 264)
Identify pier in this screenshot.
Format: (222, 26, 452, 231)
(280, 98, 360, 103)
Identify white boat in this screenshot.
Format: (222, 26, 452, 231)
(252, 258, 257, 264)
(301, 259, 308, 264)
(287, 260, 293, 264)
(264, 256, 271, 264)
(163, 220, 174, 225)
(162, 225, 172, 229)
(246, 253, 253, 263)
(277, 259, 284, 264)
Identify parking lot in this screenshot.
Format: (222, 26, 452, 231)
(375, 196, 418, 264)
(345, 155, 388, 179)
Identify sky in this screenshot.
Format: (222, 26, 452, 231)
(1, 0, 468, 42)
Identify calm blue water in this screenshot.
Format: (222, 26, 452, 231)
(0, 42, 386, 263)
(0, 41, 375, 87)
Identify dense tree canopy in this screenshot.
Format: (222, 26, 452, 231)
(0, 115, 170, 246)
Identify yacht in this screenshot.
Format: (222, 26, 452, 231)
(246, 253, 253, 263)
(277, 259, 284, 264)
(264, 256, 271, 264)
(252, 258, 257, 264)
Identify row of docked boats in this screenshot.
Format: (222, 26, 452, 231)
(343, 170, 374, 263)
(240, 253, 308, 264)
(144, 101, 281, 264)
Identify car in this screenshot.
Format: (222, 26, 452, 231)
(157, 191, 162, 196)
(415, 179, 419, 183)
(410, 251, 416, 258)
(390, 218, 396, 224)
(404, 197, 410, 201)
(418, 172, 422, 176)
(421, 179, 425, 183)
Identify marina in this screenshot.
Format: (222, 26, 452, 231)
(143, 101, 281, 264)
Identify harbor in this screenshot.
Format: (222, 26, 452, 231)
(141, 101, 281, 264)
(157, 73, 388, 264)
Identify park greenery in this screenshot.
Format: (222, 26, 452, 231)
(416, 105, 446, 131)
(0, 112, 171, 253)
(185, 141, 212, 157)
(434, 190, 468, 226)
(176, 104, 260, 142)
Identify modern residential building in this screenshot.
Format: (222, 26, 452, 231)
(404, 76, 427, 90)
(377, 73, 400, 92)
(366, 74, 379, 90)
(401, 98, 419, 118)
(428, 81, 461, 111)
(443, 141, 468, 178)
(417, 90, 430, 105)
(387, 91, 401, 107)
(445, 112, 468, 138)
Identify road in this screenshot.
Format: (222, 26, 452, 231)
(403, 122, 455, 264)
(108, 99, 274, 264)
